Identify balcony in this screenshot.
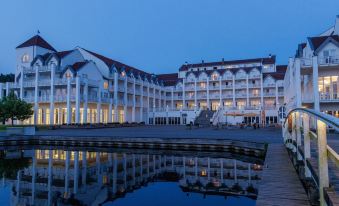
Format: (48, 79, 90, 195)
(318, 56, 339, 66)
(235, 84, 247, 89)
(221, 85, 233, 89)
(320, 93, 339, 101)
(235, 93, 246, 98)
(263, 92, 276, 97)
(263, 83, 276, 88)
(222, 94, 233, 98)
(249, 74, 261, 79)
(301, 58, 312, 67)
(248, 84, 261, 88)
(250, 93, 260, 98)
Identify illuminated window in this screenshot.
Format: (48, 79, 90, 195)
(201, 169, 207, 176)
(103, 81, 109, 89)
(21, 54, 30, 63)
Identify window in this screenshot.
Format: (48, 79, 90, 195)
(252, 80, 255, 84)
(21, 54, 30, 63)
(225, 82, 228, 86)
(213, 67, 217, 70)
(103, 81, 109, 89)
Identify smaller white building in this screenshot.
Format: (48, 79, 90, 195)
(284, 15, 339, 117)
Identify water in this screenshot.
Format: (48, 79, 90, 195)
(0, 146, 263, 206)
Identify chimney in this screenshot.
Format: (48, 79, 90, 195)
(269, 54, 272, 58)
(202, 60, 204, 64)
(222, 58, 224, 62)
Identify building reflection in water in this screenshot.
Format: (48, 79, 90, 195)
(1, 149, 263, 206)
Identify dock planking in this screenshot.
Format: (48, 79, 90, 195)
(256, 144, 310, 206)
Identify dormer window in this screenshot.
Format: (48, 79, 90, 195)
(21, 54, 30, 63)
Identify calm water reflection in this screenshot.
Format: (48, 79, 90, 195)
(0, 147, 263, 206)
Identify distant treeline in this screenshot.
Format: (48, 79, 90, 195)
(0, 73, 14, 83)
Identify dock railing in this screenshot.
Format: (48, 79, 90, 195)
(282, 108, 339, 206)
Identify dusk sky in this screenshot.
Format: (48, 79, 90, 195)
(0, 0, 338, 74)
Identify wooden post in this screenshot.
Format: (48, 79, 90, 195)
(317, 120, 329, 206)
(303, 113, 311, 178)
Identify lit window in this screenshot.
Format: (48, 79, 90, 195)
(22, 54, 30, 63)
(103, 81, 109, 89)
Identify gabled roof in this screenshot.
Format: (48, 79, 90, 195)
(156, 73, 179, 86)
(72, 61, 88, 71)
(55, 50, 73, 58)
(16, 35, 57, 52)
(308, 35, 339, 51)
(83, 48, 153, 78)
(179, 56, 275, 71)
(263, 65, 287, 80)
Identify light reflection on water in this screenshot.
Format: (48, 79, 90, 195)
(0, 147, 263, 206)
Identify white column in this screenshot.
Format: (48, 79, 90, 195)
(153, 86, 156, 112)
(194, 79, 197, 110)
(5, 82, 9, 96)
(171, 87, 174, 110)
(246, 74, 249, 107)
(97, 87, 102, 123)
(232, 75, 236, 107)
(219, 77, 222, 108)
(34, 68, 39, 125)
(83, 81, 88, 124)
(275, 82, 279, 109)
(75, 76, 80, 124)
(312, 56, 320, 111)
(140, 81, 144, 122)
(123, 77, 127, 122)
(49, 65, 55, 125)
(108, 98, 113, 123)
(206, 78, 210, 109)
(303, 113, 311, 178)
(182, 79, 186, 109)
(58, 107, 62, 125)
(132, 78, 136, 122)
(0, 83, 3, 99)
(295, 58, 302, 107)
(66, 77, 71, 125)
(317, 120, 329, 206)
(20, 68, 24, 99)
(260, 73, 264, 109)
(114, 73, 119, 122)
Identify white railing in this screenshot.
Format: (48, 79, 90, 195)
(283, 108, 339, 206)
(301, 58, 312, 67)
(318, 56, 339, 65)
(320, 93, 339, 101)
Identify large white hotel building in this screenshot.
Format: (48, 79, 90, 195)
(0, 34, 287, 126)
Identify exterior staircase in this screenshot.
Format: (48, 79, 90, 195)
(194, 109, 215, 127)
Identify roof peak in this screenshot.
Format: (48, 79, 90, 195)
(16, 35, 56, 52)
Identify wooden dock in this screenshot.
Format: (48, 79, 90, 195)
(256, 143, 310, 206)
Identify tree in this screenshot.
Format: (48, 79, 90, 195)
(0, 73, 15, 83)
(0, 92, 33, 125)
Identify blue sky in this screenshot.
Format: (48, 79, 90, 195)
(0, 0, 338, 74)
